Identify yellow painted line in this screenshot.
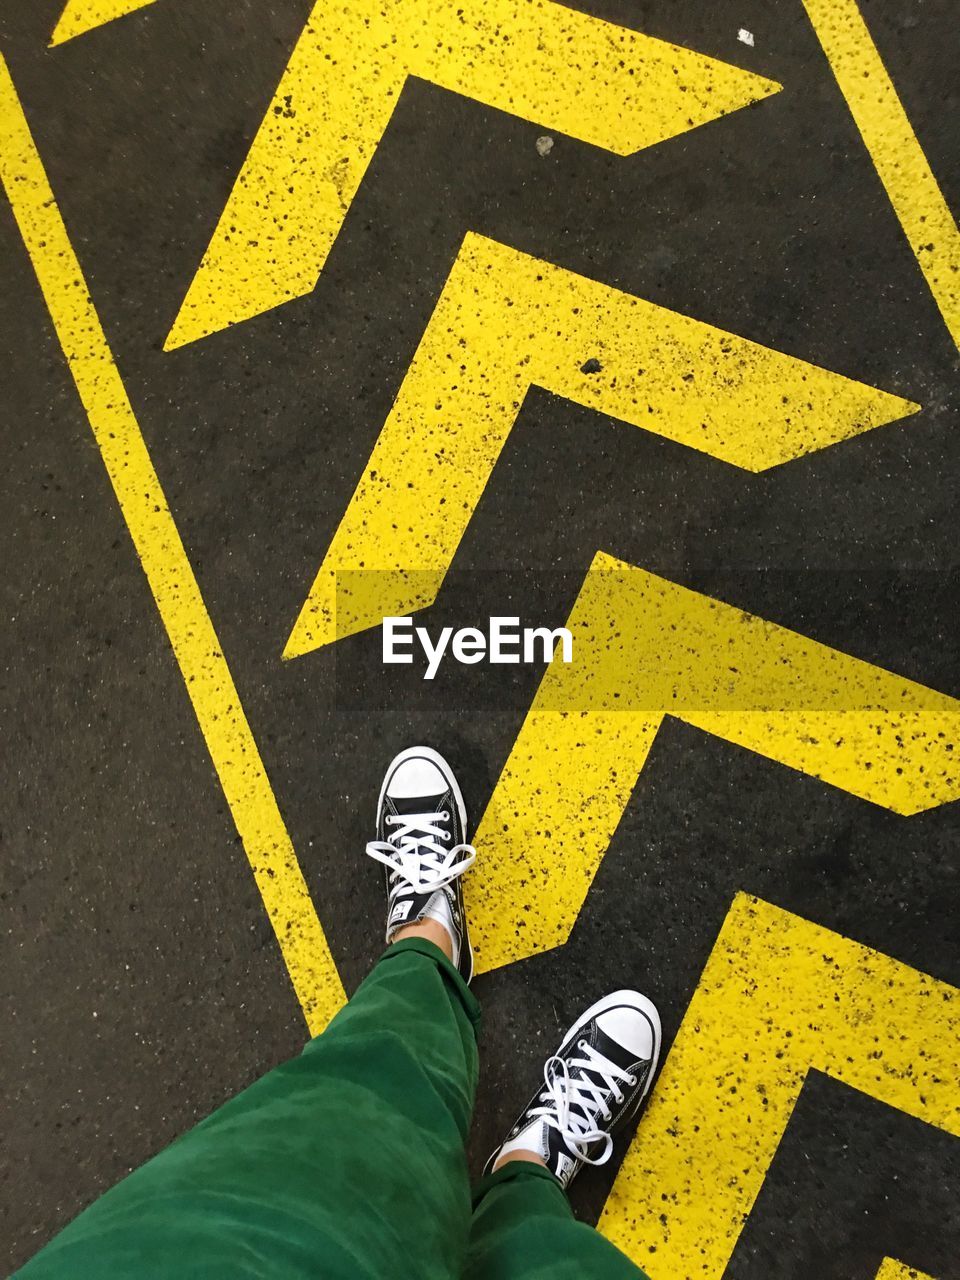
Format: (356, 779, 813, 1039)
(600, 892, 960, 1276)
(285, 232, 918, 658)
(50, 0, 156, 46)
(803, 0, 960, 351)
(0, 55, 344, 1035)
(875, 1263, 938, 1280)
(470, 551, 960, 972)
(164, 0, 780, 348)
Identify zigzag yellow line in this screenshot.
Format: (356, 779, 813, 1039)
(50, 0, 156, 47)
(285, 233, 918, 659)
(165, 0, 779, 348)
(470, 552, 960, 972)
(600, 893, 959, 1276)
(875, 1262, 938, 1280)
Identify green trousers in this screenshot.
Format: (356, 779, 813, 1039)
(16, 940, 646, 1279)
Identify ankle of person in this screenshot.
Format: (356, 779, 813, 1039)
(492, 1149, 548, 1173)
(392, 918, 454, 962)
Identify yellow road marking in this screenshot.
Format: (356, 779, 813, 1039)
(875, 1263, 938, 1280)
(470, 552, 960, 971)
(164, 0, 780, 349)
(6, 33, 957, 1263)
(0, 55, 344, 1035)
(599, 893, 960, 1276)
(50, 0, 156, 47)
(803, 0, 960, 351)
(285, 232, 918, 658)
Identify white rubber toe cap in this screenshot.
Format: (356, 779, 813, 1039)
(386, 752, 449, 800)
(595, 993, 661, 1060)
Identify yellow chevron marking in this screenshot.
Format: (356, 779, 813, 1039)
(284, 233, 917, 659)
(164, 0, 779, 349)
(50, 0, 156, 46)
(599, 894, 960, 1276)
(470, 552, 960, 972)
(874, 1263, 938, 1280)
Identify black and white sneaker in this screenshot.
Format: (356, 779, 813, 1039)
(366, 746, 476, 984)
(486, 991, 661, 1188)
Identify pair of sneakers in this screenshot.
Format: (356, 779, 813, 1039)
(366, 746, 661, 1189)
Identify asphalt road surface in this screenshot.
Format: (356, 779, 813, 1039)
(1, 1, 958, 1276)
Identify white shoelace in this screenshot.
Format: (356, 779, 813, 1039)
(531, 1040, 638, 1165)
(366, 810, 476, 894)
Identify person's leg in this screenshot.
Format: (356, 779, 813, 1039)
(465, 1164, 647, 1280)
(17, 747, 479, 1280)
(464, 990, 661, 1280)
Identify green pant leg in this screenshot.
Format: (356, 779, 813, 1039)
(464, 1165, 649, 1280)
(16, 939, 480, 1280)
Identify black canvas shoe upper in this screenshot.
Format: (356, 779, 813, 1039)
(366, 747, 476, 984)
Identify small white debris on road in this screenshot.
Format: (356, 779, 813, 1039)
(536, 135, 554, 156)
(738, 28, 755, 46)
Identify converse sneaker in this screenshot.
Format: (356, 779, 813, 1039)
(366, 746, 476, 983)
(487, 990, 661, 1188)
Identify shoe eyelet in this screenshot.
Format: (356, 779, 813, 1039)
(627, 1075, 637, 1087)
(578, 1039, 587, 1051)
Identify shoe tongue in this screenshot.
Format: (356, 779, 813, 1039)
(389, 792, 448, 820)
(558, 1031, 640, 1121)
(563, 1068, 609, 1125)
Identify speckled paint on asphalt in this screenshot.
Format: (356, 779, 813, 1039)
(1, 0, 957, 1274)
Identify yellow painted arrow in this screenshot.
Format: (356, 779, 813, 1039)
(469, 552, 960, 972)
(284, 233, 918, 658)
(50, 0, 156, 46)
(164, 0, 780, 349)
(875, 1264, 938, 1280)
(599, 893, 959, 1277)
